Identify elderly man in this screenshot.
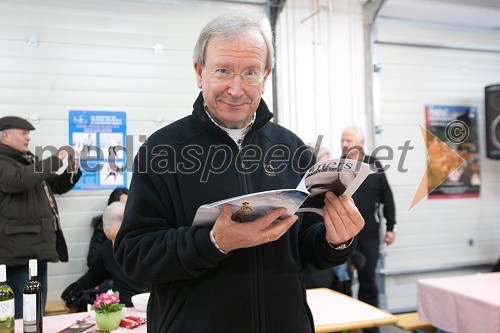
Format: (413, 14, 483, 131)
(0, 116, 81, 318)
(115, 14, 364, 332)
(341, 125, 397, 333)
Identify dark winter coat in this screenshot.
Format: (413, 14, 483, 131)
(0, 143, 81, 266)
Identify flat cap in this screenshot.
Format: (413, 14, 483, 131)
(0, 116, 36, 131)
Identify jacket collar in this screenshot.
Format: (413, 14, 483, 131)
(0, 143, 34, 164)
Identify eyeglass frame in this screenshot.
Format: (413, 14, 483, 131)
(209, 68, 265, 86)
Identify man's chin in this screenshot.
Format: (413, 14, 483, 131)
(219, 113, 251, 128)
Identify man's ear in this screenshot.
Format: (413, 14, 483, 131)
(261, 68, 272, 94)
(194, 63, 203, 89)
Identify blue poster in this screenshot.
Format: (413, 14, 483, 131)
(69, 111, 127, 190)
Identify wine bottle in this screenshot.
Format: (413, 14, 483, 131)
(23, 260, 43, 333)
(0, 264, 15, 333)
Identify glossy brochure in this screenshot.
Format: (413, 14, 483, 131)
(192, 158, 373, 226)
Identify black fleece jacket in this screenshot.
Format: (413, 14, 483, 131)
(114, 93, 355, 333)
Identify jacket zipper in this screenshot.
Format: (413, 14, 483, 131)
(237, 134, 266, 333)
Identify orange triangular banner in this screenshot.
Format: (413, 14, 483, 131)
(409, 126, 465, 210)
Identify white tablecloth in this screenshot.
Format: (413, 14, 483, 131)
(417, 272, 500, 333)
(14, 307, 146, 333)
(14, 289, 398, 333)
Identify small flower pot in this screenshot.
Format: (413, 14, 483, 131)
(95, 311, 122, 331)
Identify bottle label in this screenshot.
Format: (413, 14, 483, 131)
(23, 294, 37, 322)
(0, 299, 14, 320)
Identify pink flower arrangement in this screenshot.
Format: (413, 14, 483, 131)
(90, 290, 125, 314)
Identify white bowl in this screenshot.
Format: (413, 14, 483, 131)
(131, 293, 150, 312)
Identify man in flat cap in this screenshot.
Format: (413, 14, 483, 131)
(0, 116, 82, 318)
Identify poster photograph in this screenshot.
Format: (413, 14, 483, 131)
(425, 104, 480, 198)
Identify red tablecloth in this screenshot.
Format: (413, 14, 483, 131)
(417, 272, 500, 333)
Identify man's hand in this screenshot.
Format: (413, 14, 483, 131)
(211, 204, 298, 253)
(384, 231, 396, 245)
(56, 147, 79, 172)
(56, 148, 68, 160)
(323, 192, 364, 246)
(62, 301, 79, 314)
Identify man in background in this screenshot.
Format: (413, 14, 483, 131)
(341, 126, 397, 333)
(0, 116, 81, 318)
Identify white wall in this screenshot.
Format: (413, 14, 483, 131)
(373, 0, 500, 311)
(277, 0, 500, 312)
(276, 0, 367, 156)
(0, 0, 266, 301)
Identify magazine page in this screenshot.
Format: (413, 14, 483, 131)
(192, 158, 373, 226)
(192, 189, 309, 227)
(297, 158, 373, 216)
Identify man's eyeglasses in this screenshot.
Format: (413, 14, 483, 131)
(210, 68, 264, 85)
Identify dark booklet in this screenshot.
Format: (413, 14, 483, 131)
(192, 158, 373, 226)
(57, 322, 95, 333)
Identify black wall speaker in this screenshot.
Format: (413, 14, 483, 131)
(485, 84, 500, 159)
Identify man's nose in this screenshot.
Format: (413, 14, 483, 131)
(227, 75, 244, 96)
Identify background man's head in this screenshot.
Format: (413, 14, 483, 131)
(103, 201, 125, 244)
(341, 126, 365, 160)
(193, 13, 274, 129)
(307, 142, 330, 162)
(0, 116, 35, 153)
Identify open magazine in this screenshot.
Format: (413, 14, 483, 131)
(192, 158, 373, 227)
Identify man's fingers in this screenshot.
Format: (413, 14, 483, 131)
(261, 214, 298, 243)
(325, 192, 364, 227)
(323, 192, 345, 232)
(338, 195, 364, 228)
(56, 146, 77, 161)
(219, 204, 233, 221)
(254, 207, 287, 228)
(323, 191, 365, 244)
(212, 206, 296, 251)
